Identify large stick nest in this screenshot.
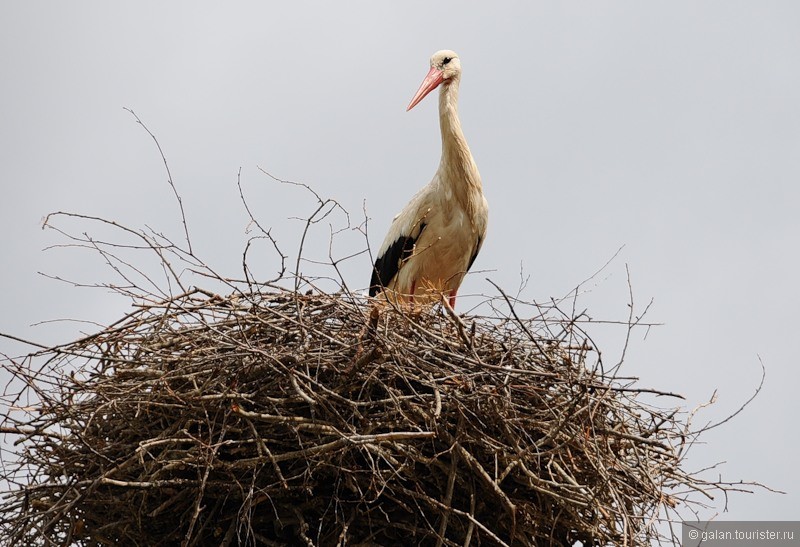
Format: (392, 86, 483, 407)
(0, 113, 757, 546)
(3, 285, 707, 546)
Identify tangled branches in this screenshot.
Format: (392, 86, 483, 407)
(0, 112, 763, 546)
(0, 281, 748, 546)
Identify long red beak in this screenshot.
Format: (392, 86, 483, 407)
(407, 66, 444, 111)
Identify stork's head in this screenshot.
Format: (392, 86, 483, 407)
(407, 50, 461, 111)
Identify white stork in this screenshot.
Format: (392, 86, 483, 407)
(369, 50, 488, 309)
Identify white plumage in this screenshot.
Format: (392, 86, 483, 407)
(369, 50, 488, 309)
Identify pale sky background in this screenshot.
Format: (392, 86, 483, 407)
(1, 0, 798, 530)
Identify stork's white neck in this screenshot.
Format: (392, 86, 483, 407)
(438, 78, 466, 170)
(437, 77, 483, 209)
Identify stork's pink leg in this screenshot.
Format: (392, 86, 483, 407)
(448, 289, 457, 309)
(409, 280, 416, 304)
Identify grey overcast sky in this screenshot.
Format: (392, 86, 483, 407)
(2, 1, 798, 526)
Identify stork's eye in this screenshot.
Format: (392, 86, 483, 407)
(442, 57, 452, 65)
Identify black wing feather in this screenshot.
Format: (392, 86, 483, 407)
(466, 235, 483, 272)
(369, 222, 427, 296)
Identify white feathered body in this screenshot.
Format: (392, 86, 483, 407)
(376, 169, 488, 303)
